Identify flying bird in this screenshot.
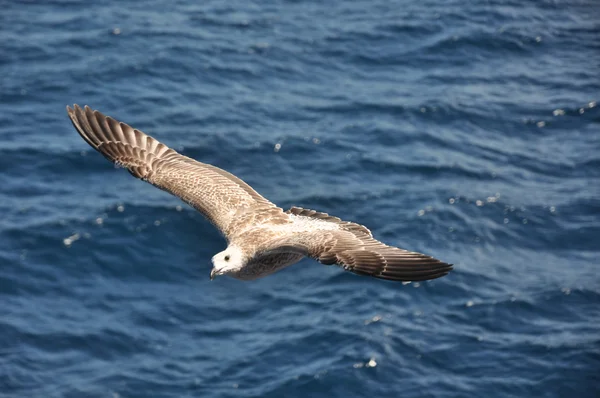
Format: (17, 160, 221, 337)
(67, 105, 452, 283)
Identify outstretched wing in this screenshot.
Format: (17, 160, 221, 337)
(67, 104, 277, 237)
(269, 211, 453, 282)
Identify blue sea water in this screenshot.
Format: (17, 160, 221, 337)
(1, 0, 599, 397)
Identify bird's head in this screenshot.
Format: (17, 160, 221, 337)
(210, 245, 246, 280)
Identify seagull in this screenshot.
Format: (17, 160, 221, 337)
(67, 105, 453, 283)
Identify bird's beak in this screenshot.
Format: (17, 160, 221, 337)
(210, 267, 218, 281)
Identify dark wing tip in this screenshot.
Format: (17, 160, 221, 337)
(66, 103, 103, 151)
(66, 104, 76, 121)
(335, 245, 454, 283)
(375, 256, 453, 282)
(66, 103, 84, 115)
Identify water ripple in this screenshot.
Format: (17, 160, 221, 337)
(1, 1, 599, 397)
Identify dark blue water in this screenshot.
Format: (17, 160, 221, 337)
(2, 1, 599, 397)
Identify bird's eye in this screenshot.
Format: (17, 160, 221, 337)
(224, 255, 230, 261)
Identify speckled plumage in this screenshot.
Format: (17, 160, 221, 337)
(67, 105, 453, 282)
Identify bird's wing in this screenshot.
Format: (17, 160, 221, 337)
(67, 104, 278, 238)
(266, 209, 453, 282)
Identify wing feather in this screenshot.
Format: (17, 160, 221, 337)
(67, 104, 278, 237)
(267, 223, 453, 282)
(326, 232, 452, 281)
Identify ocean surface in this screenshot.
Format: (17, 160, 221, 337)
(1, 1, 599, 397)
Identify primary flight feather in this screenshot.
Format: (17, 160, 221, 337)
(67, 105, 452, 282)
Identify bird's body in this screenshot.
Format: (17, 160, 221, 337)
(222, 211, 335, 280)
(67, 105, 453, 283)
